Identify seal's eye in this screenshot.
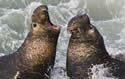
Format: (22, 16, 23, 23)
(33, 24, 37, 28)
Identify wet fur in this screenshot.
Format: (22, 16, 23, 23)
(0, 5, 60, 79)
(66, 14, 125, 79)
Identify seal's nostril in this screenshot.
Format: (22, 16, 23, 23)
(43, 10, 48, 14)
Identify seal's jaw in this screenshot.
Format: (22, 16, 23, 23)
(39, 5, 60, 31)
(48, 24, 60, 31)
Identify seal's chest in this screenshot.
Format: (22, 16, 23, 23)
(68, 43, 97, 61)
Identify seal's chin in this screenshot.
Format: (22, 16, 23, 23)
(48, 24, 60, 30)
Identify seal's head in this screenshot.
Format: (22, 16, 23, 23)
(67, 14, 102, 42)
(31, 5, 60, 35)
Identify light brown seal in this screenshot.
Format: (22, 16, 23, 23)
(66, 14, 125, 79)
(0, 5, 60, 79)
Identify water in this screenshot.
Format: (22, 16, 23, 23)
(0, 0, 125, 79)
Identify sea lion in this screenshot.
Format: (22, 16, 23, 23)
(0, 5, 60, 79)
(66, 14, 125, 79)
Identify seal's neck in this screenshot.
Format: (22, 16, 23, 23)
(16, 32, 58, 69)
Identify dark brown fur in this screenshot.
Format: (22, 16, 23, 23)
(66, 14, 125, 79)
(0, 5, 60, 79)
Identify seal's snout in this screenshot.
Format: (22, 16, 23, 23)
(40, 5, 48, 11)
(40, 5, 48, 16)
(67, 14, 91, 33)
(43, 10, 48, 13)
(38, 5, 48, 19)
(41, 7, 48, 13)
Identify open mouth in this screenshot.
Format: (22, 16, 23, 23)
(48, 24, 59, 30)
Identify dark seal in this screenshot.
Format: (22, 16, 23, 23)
(66, 14, 125, 79)
(0, 5, 60, 79)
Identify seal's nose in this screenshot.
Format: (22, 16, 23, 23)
(43, 10, 48, 14)
(67, 26, 73, 31)
(41, 8, 47, 11)
(40, 8, 48, 18)
(67, 26, 73, 33)
(40, 7, 48, 16)
(40, 5, 48, 12)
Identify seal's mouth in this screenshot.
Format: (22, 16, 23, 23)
(67, 26, 73, 33)
(67, 24, 79, 34)
(48, 24, 60, 30)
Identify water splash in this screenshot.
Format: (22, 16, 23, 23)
(90, 64, 117, 79)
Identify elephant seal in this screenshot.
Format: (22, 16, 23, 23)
(66, 14, 125, 79)
(0, 5, 60, 79)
